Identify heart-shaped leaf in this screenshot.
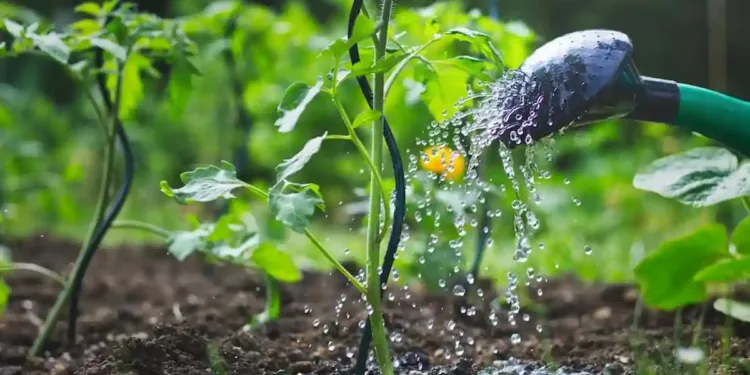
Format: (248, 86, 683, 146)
(161, 161, 246, 204)
(633, 147, 750, 207)
(694, 257, 750, 283)
(634, 223, 729, 310)
(274, 78, 323, 133)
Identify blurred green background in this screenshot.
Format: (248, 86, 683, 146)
(0, 0, 746, 288)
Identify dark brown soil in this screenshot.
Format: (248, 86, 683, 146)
(1, 235, 750, 375)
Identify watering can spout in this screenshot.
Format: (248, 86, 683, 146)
(517, 29, 750, 157)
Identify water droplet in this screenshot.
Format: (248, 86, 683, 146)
(510, 333, 522, 345)
(312, 319, 320, 327)
(584, 245, 592, 255)
(453, 285, 466, 297)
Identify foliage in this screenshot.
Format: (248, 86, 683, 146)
(0, 246, 9, 316)
(633, 146, 750, 321)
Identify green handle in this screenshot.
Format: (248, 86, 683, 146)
(676, 83, 750, 157)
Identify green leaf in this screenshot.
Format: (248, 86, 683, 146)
(74, 2, 102, 16)
(319, 15, 376, 63)
(445, 27, 504, 68)
(3, 19, 23, 37)
(30, 33, 69, 64)
(633, 147, 750, 207)
(107, 52, 148, 121)
(269, 186, 323, 233)
(90, 37, 127, 61)
(438, 56, 494, 81)
(350, 52, 408, 78)
(352, 110, 382, 129)
(714, 298, 750, 323)
(276, 133, 327, 182)
(161, 161, 247, 204)
(166, 224, 213, 261)
(167, 58, 195, 118)
(733, 216, 750, 255)
(694, 257, 750, 283)
(0, 279, 8, 317)
(274, 78, 323, 133)
(633, 224, 729, 310)
(247, 275, 282, 329)
(250, 243, 301, 283)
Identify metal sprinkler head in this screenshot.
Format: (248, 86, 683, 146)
(495, 29, 641, 146)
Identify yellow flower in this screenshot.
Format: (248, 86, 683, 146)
(420, 145, 465, 180)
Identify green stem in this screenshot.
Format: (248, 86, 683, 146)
(1, 263, 64, 285)
(741, 196, 750, 214)
(242, 185, 367, 295)
(366, 1, 394, 374)
(383, 38, 438, 97)
(324, 134, 352, 141)
(330, 96, 391, 241)
(28, 56, 126, 357)
(245, 273, 281, 329)
(111, 220, 172, 239)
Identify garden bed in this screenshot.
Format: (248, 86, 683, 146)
(2, 235, 749, 375)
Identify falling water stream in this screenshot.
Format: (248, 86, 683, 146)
(402, 69, 596, 374)
(329, 69, 599, 374)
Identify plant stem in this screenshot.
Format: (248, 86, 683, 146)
(1, 263, 64, 285)
(242, 185, 367, 295)
(111, 220, 171, 239)
(331, 95, 391, 241)
(28, 57, 125, 357)
(383, 38, 438, 97)
(741, 196, 750, 214)
(364, 1, 394, 373)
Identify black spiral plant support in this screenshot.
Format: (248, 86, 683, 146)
(347, 1, 407, 374)
(67, 0, 135, 342)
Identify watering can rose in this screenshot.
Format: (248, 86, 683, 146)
(420, 146, 465, 180)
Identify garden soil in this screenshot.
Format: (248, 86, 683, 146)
(2, 235, 750, 375)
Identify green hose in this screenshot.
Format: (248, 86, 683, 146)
(676, 84, 750, 157)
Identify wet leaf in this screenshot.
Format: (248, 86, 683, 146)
(733, 216, 750, 255)
(3, 19, 23, 37)
(276, 133, 327, 182)
(714, 298, 750, 323)
(30, 33, 69, 64)
(166, 224, 213, 261)
(269, 186, 323, 233)
(250, 243, 301, 283)
(634, 224, 729, 310)
(161, 161, 247, 204)
(633, 147, 750, 207)
(90, 37, 126, 61)
(445, 28, 504, 68)
(694, 257, 750, 283)
(274, 78, 323, 133)
(352, 110, 382, 129)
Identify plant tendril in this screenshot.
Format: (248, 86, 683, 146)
(67, 0, 134, 343)
(348, 0, 406, 373)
